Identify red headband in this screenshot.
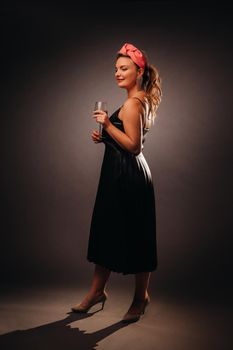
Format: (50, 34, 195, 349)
(118, 43, 146, 69)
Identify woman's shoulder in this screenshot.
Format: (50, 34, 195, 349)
(121, 94, 153, 130)
(118, 94, 148, 122)
(122, 93, 147, 109)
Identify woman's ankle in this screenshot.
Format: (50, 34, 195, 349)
(134, 290, 149, 300)
(88, 288, 106, 298)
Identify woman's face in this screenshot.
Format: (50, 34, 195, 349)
(115, 57, 141, 90)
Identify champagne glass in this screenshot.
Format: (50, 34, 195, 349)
(94, 101, 107, 138)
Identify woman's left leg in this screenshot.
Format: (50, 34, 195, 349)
(134, 271, 151, 300)
(122, 271, 151, 322)
(123, 272, 151, 322)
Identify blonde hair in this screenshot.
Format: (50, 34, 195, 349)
(142, 63, 162, 120)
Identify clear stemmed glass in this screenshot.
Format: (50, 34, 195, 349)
(94, 101, 107, 138)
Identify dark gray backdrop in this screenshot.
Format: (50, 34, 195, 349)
(1, 1, 232, 294)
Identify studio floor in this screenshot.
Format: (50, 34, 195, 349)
(0, 283, 231, 350)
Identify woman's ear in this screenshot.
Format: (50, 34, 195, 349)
(137, 67, 144, 78)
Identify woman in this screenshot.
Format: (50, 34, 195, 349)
(72, 43, 162, 323)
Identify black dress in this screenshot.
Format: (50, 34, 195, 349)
(87, 99, 158, 274)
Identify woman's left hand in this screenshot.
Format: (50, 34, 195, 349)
(93, 109, 110, 129)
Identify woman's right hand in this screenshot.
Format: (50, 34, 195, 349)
(91, 130, 102, 143)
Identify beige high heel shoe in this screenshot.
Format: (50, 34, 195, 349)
(71, 291, 108, 313)
(121, 295, 150, 323)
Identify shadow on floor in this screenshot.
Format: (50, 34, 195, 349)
(0, 310, 129, 350)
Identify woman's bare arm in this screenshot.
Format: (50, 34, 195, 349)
(104, 98, 144, 155)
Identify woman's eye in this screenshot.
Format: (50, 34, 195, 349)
(115, 67, 127, 73)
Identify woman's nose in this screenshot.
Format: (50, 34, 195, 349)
(115, 69, 121, 77)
